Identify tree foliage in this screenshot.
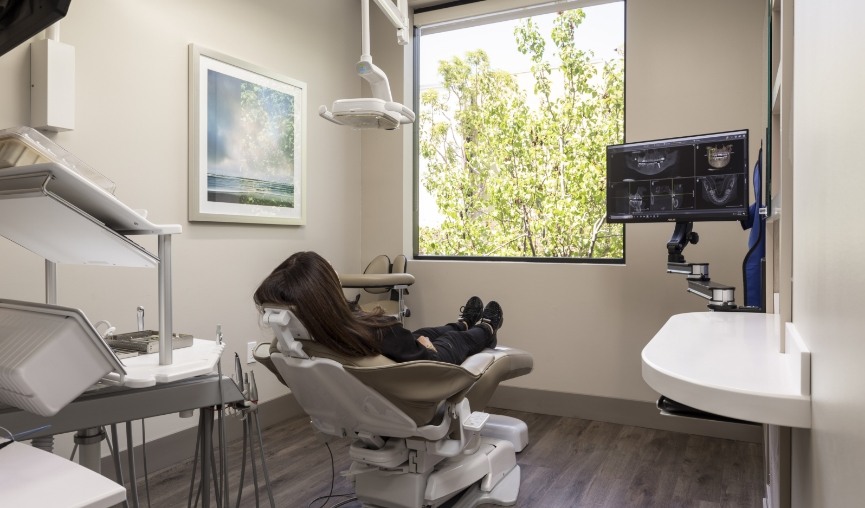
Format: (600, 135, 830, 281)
(419, 10, 624, 259)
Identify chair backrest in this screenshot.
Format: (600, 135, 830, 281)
(391, 254, 407, 274)
(362, 254, 391, 294)
(271, 353, 425, 438)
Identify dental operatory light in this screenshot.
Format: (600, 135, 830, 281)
(319, 0, 415, 130)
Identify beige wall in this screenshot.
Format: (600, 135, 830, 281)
(365, 0, 765, 402)
(790, 1, 865, 506)
(0, 0, 367, 455)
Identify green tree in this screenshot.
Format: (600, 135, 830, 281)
(419, 10, 624, 259)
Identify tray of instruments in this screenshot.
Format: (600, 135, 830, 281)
(107, 338, 225, 388)
(105, 330, 193, 355)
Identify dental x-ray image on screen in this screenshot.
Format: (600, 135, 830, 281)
(605, 130, 749, 223)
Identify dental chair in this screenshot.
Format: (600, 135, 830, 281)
(255, 306, 533, 508)
(340, 254, 414, 322)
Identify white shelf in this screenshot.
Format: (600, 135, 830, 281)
(642, 312, 811, 428)
(0, 440, 127, 507)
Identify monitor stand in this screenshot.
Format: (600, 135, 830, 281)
(664, 221, 739, 310)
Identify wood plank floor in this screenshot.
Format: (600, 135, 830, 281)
(136, 409, 763, 508)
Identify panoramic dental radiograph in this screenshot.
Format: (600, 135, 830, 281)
(626, 148, 679, 175)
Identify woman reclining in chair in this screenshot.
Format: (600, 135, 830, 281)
(253, 251, 503, 365)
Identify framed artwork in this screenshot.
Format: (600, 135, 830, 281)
(188, 44, 307, 225)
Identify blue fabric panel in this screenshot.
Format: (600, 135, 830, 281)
(742, 148, 765, 307)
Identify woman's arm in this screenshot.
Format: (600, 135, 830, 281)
(378, 323, 440, 362)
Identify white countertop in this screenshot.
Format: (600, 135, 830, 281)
(642, 312, 811, 428)
(0, 439, 127, 508)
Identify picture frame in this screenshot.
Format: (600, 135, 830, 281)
(188, 44, 307, 225)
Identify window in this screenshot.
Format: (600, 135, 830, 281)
(414, 1, 625, 261)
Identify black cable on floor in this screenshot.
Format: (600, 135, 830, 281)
(308, 442, 355, 508)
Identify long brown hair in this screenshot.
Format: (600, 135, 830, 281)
(253, 251, 394, 357)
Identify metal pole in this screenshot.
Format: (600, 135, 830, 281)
(158, 234, 173, 365)
(45, 260, 56, 304)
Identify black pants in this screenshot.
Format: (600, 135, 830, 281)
(412, 322, 492, 365)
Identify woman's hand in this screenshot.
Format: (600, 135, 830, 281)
(417, 336, 437, 352)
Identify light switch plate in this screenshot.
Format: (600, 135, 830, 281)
(247, 341, 257, 364)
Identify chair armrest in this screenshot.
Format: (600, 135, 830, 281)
(339, 273, 415, 288)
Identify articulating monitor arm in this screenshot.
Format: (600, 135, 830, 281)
(667, 221, 699, 264)
(664, 221, 748, 310)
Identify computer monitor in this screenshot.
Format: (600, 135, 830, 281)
(606, 129, 749, 223)
(0, 0, 71, 57)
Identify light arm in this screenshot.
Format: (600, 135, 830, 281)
(371, 0, 409, 45)
(357, 57, 393, 102)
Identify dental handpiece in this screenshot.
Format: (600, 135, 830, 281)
(234, 353, 244, 391)
(248, 371, 258, 403)
(136, 306, 144, 332)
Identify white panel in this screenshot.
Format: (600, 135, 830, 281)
(0, 300, 124, 416)
(0, 195, 158, 267)
(30, 38, 75, 132)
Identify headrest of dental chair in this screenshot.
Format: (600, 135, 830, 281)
(261, 306, 313, 359)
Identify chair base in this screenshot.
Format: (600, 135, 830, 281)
(482, 414, 529, 452)
(450, 465, 520, 508)
(355, 437, 519, 508)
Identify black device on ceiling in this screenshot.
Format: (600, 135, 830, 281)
(605, 129, 749, 224)
(0, 0, 71, 57)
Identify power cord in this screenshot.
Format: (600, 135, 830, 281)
(307, 441, 357, 508)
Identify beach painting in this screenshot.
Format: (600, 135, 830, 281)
(189, 45, 306, 224)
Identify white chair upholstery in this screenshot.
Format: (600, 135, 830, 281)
(257, 306, 533, 508)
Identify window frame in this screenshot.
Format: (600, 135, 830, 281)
(412, 0, 626, 264)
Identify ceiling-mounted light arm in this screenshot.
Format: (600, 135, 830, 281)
(371, 0, 410, 46)
(358, 57, 393, 103)
(359, 0, 392, 102)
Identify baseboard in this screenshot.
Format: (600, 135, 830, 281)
(487, 385, 762, 443)
(100, 393, 305, 480)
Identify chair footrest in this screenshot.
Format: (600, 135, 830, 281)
(463, 411, 490, 432)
